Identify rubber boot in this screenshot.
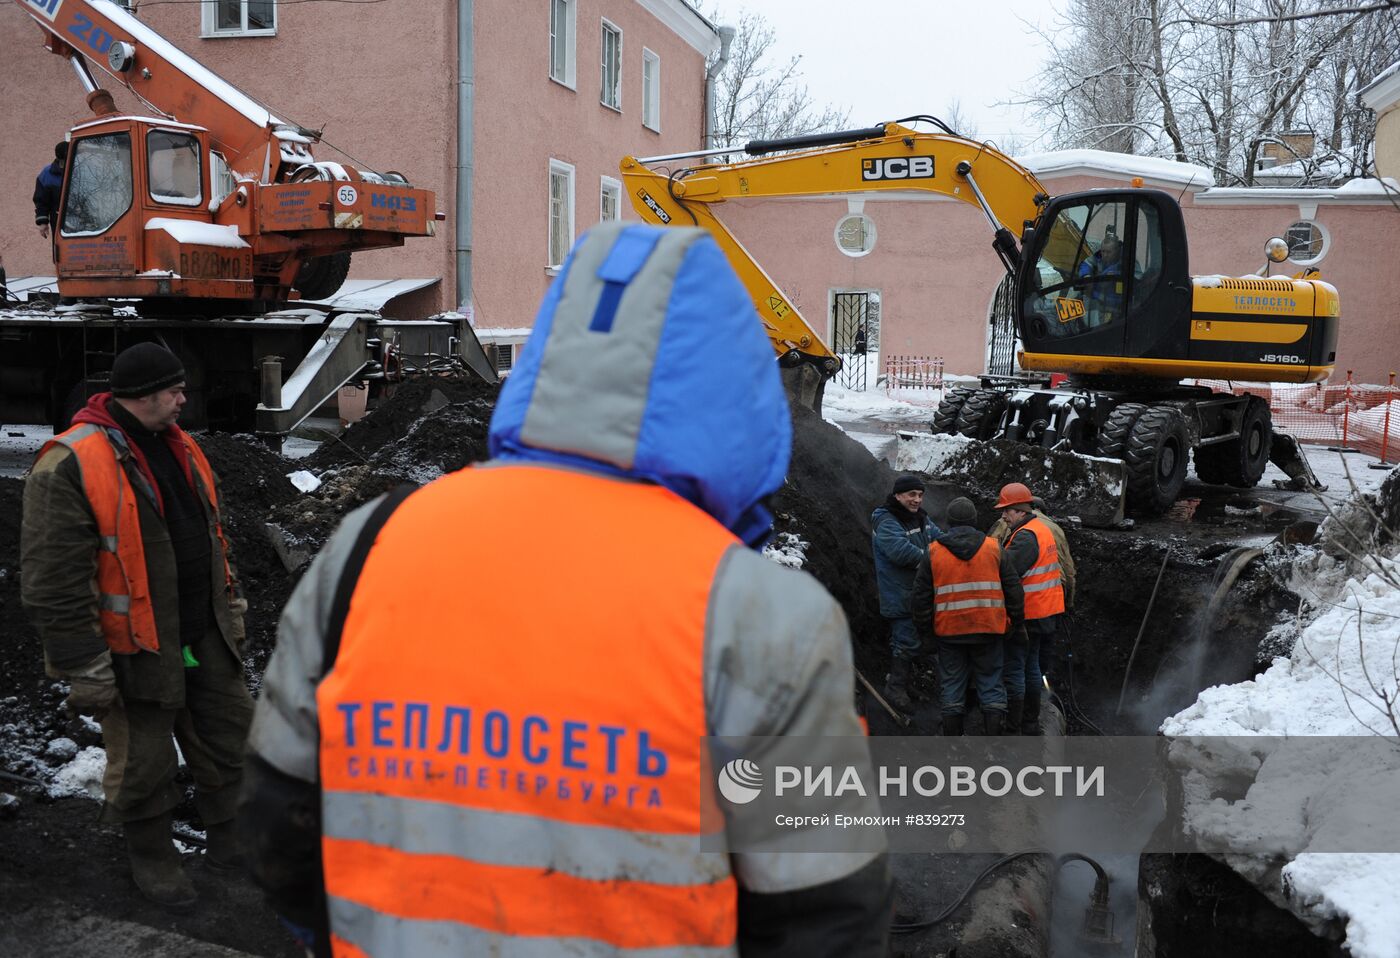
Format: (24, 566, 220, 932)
(124, 813, 197, 911)
(1022, 688, 1042, 736)
(981, 709, 1005, 736)
(204, 819, 244, 873)
(940, 712, 964, 737)
(884, 657, 914, 714)
(1004, 697, 1024, 736)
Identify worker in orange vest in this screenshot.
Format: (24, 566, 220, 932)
(21, 342, 253, 910)
(995, 482, 1066, 735)
(239, 223, 892, 956)
(911, 497, 1024, 735)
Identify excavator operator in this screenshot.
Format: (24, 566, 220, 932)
(1077, 234, 1126, 328)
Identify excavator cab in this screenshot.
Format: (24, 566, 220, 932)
(1016, 190, 1191, 383)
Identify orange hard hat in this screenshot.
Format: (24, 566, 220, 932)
(995, 482, 1035, 509)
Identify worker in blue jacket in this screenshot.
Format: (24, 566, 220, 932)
(871, 474, 940, 711)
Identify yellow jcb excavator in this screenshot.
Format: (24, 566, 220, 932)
(620, 118, 1338, 514)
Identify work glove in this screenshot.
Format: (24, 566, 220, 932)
(63, 650, 120, 720)
(229, 595, 249, 650)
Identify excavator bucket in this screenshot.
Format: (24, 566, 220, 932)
(895, 432, 1128, 528)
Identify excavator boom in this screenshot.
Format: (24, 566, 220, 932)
(621, 122, 1049, 373)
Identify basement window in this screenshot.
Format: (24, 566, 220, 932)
(202, 0, 276, 37)
(494, 344, 515, 374)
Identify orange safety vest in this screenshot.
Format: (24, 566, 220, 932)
(1019, 517, 1066, 620)
(317, 464, 740, 956)
(39, 422, 232, 655)
(929, 537, 1009, 637)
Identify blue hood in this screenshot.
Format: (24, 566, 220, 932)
(488, 223, 791, 547)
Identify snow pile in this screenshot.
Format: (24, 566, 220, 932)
(48, 746, 106, 800)
(287, 469, 321, 493)
(762, 532, 809, 569)
(895, 432, 977, 475)
(1163, 528, 1400, 954)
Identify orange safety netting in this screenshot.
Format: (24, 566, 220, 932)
(1193, 376, 1400, 464)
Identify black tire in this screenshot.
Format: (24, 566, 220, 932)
(932, 386, 975, 434)
(1124, 406, 1189, 514)
(1196, 396, 1272, 488)
(293, 252, 352, 300)
(953, 388, 1008, 440)
(1096, 401, 1148, 459)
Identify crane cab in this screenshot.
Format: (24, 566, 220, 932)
(56, 116, 254, 303)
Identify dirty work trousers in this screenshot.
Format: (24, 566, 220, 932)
(937, 641, 1006, 716)
(97, 633, 254, 825)
(887, 617, 920, 661)
(1002, 629, 1043, 700)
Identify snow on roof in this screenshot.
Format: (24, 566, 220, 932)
(1195, 178, 1400, 205)
(1016, 149, 1215, 190)
(301, 278, 438, 312)
(144, 218, 249, 249)
(1359, 60, 1400, 111)
(471, 327, 535, 341)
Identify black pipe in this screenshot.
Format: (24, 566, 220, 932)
(744, 125, 889, 156)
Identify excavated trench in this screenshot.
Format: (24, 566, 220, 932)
(0, 376, 1363, 957)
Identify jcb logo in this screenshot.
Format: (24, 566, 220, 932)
(861, 157, 935, 181)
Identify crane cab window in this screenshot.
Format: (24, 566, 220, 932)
(1024, 200, 1133, 337)
(148, 130, 203, 206)
(62, 132, 133, 237)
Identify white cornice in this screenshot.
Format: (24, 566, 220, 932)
(634, 0, 720, 56)
(1360, 62, 1400, 112)
(1194, 186, 1400, 208)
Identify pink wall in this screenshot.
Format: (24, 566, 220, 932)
(0, 1, 711, 322)
(471, 0, 709, 330)
(719, 171, 1400, 384)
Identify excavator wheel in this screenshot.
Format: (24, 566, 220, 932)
(932, 386, 975, 434)
(953, 389, 1008, 441)
(1194, 397, 1272, 488)
(293, 252, 352, 301)
(1096, 402, 1149, 459)
(1124, 406, 1189, 514)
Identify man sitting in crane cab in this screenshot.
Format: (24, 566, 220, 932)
(1077, 234, 1126, 328)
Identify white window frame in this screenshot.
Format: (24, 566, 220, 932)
(549, 0, 577, 89)
(600, 19, 623, 111)
(600, 176, 622, 222)
(201, 0, 276, 37)
(1285, 219, 1330, 266)
(494, 343, 515, 374)
(642, 48, 661, 132)
(548, 159, 576, 272)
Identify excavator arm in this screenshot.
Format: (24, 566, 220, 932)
(620, 121, 1051, 375)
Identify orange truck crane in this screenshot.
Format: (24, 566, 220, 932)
(3, 0, 492, 434)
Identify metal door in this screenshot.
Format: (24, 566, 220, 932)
(832, 291, 870, 389)
(986, 275, 1019, 377)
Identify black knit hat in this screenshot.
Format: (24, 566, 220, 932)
(946, 497, 978, 526)
(110, 343, 186, 398)
(892, 474, 923, 494)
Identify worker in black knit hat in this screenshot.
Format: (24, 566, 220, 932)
(20, 341, 253, 910)
(871, 473, 940, 712)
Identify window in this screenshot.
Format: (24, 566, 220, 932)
(600, 21, 622, 110)
(835, 213, 876, 257)
(210, 152, 236, 207)
(494, 344, 515, 374)
(147, 129, 203, 206)
(600, 176, 622, 222)
(548, 160, 575, 269)
(549, 0, 576, 88)
(62, 133, 132, 236)
(642, 49, 661, 131)
(1025, 199, 1131, 337)
(202, 0, 275, 36)
(1285, 220, 1328, 265)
